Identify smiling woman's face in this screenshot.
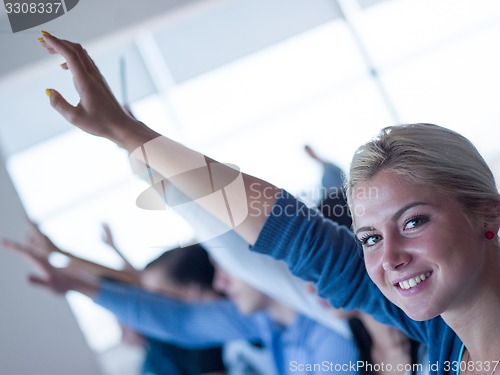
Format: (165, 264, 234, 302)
(351, 169, 488, 321)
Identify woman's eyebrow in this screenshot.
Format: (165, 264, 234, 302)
(355, 226, 375, 236)
(355, 202, 429, 236)
(392, 202, 428, 221)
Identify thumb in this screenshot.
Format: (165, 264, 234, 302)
(28, 274, 49, 288)
(46, 88, 78, 122)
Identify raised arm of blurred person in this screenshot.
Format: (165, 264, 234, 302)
(22, 220, 140, 285)
(2, 237, 100, 298)
(2, 236, 357, 375)
(304, 145, 345, 194)
(100, 222, 140, 277)
(1, 237, 258, 344)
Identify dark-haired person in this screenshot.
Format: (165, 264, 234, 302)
(134, 245, 227, 375)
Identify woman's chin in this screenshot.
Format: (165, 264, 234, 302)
(402, 306, 440, 322)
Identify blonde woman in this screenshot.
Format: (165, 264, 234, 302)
(31, 33, 500, 375)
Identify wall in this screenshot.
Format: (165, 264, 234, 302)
(0, 148, 103, 375)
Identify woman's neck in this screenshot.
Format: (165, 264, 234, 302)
(442, 253, 500, 365)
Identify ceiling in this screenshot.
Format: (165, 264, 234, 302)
(0, 0, 392, 84)
(0, 0, 349, 155)
(0, 0, 207, 81)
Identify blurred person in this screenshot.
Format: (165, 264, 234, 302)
(125, 244, 228, 375)
(102, 224, 268, 375)
(304, 145, 345, 200)
(4, 235, 359, 375)
(24, 221, 228, 375)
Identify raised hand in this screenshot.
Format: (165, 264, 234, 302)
(100, 222, 139, 276)
(38, 31, 158, 151)
(7, 219, 141, 286)
(100, 222, 118, 251)
(26, 218, 70, 259)
(304, 144, 325, 164)
(1, 238, 99, 297)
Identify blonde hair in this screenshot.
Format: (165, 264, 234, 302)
(346, 123, 500, 230)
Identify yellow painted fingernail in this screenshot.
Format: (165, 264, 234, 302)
(45, 89, 52, 98)
(37, 37, 44, 42)
(41, 30, 52, 37)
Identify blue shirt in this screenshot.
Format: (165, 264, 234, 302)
(96, 281, 358, 375)
(142, 337, 224, 375)
(251, 190, 464, 375)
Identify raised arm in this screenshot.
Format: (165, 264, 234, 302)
(39, 32, 278, 245)
(1, 238, 261, 347)
(1, 237, 100, 298)
(5, 221, 141, 286)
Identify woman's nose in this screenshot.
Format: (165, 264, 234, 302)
(381, 235, 412, 271)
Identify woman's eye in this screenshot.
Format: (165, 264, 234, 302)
(403, 215, 429, 230)
(358, 234, 382, 247)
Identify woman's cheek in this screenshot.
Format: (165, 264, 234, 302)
(363, 254, 383, 285)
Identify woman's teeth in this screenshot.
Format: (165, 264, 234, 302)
(399, 272, 431, 290)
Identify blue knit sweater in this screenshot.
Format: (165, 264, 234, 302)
(251, 191, 464, 375)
